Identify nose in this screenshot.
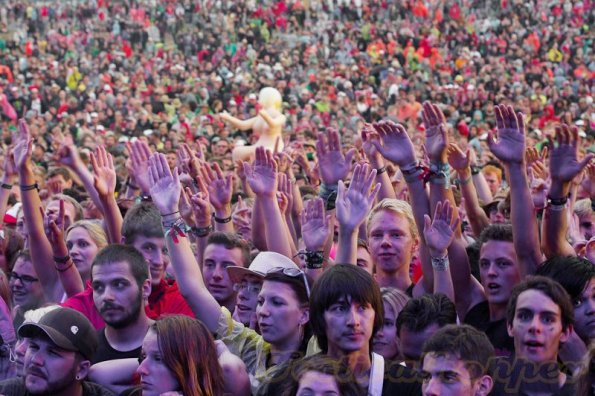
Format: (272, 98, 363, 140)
(423, 376, 440, 396)
(212, 265, 224, 280)
(346, 306, 360, 327)
(381, 233, 391, 247)
(487, 262, 498, 277)
(29, 349, 44, 367)
(528, 315, 543, 334)
(257, 301, 270, 318)
(137, 358, 149, 376)
(14, 338, 27, 359)
(585, 296, 595, 315)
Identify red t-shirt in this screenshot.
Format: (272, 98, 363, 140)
(62, 279, 195, 330)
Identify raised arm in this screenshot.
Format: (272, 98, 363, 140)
(202, 162, 234, 234)
(244, 146, 292, 257)
(147, 153, 221, 333)
(447, 143, 490, 237)
(335, 163, 380, 265)
(14, 119, 63, 302)
(48, 199, 84, 297)
(300, 197, 331, 281)
(542, 124, 594, 258)
(259, 109, 286, 128)
(488, 105, 542, 277)
(90, 146, 122, 244)
(219, 112, 257, 131)
(0, 151, 17, 222)
(361, 124, 396, 201)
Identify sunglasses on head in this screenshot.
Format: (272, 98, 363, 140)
(267, 267, 311, 299)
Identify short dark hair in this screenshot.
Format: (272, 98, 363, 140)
(121, 203, 164, 244)
(478, 224, 513, 247)
(536, 256, 595, 303)
(91, 244, 149, 288)
(47, 166, 72, 181)
(422, 324, 495, 379)
(206, 232, 250, 267)
(396, 293, 457, 336)
(310, 264, 383, 353)
(506, 276, 574, 331)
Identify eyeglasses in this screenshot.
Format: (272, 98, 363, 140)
(233, 282, 262, 295)
(267, 267, 311, 299)
(9, 272, 40, 285)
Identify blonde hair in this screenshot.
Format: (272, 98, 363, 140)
(367, 199, 419, 240)
(380, 287, 410, 319)
(67, 220, 108, 249)
(258, 87, 282, 110)
(482, 165, 502, 182)
(574, 198, 593, 218)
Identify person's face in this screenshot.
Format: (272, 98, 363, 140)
(131, 235, 169, 287)
(356, 246, 374, 274)
(256, 280, 308, 345)
(16, 210, 28, 238)
(24, 335, 82, 394)
(372, 302, 399, 360)
(421, 352, 492, 396)
(483, 172, 500, 196)
(399, 323, 441, 363)
(137, 330, 180, 396)
(297, 371, 340, 396)
(368, 210, 417, 276)
(507, 289, 570, 363)
(214, 141, 229, 156)
(572, 278, 595, 343)
(92, 261, 149, 329)
(578, 212, 594, 240)
(203, 244, 243, 307)
(234, 275, 262, 326)
(479, 240, 520, 306)
(46, 200, 76, 231)
(165, 153, 177, 169)
(66, 227, 100, 281)
(10, 257, 44, 311)
(324, 296, 375, 357)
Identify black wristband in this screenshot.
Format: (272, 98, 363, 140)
(53, 254, 71, 264)
(304, 251, 324, 269)
(591, 198, 595, 212)
(547, 195, 569, 206)
(20, 183, 39, 192)
(213, 214, 232, 224)
(191, 224, 213, 237)
(126, 180, 140, 190)
(1, 183, 12, 190)
(470, 165, 481, 175)
(325, 190, 337, 211)
(376, 166, 387, 175)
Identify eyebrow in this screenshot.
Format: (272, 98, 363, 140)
(516, 307, 559, 316)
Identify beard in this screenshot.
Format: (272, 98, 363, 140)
(102, 292, 143, 329)
(25, 358, 79, 395)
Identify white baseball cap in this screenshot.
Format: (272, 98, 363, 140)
(227, 251, 299, 284)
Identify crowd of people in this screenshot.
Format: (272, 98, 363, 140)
(0, 0, 592, 395)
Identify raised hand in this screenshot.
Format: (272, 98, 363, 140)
(187, 178, 212, 227)
(316, 128, 355, 185)
(148, 153, 181, 215)
(91, 146, 117, 199)
(278, 172, 294, 213)
(2, 150, 17, 183)
(177, 143, 202, 179)
(335, 163, 380, 231)
(421, 101, 448, 162)
(423, 201, 461, 258)
(360, 123, 382, 164)
(487, 105, 526, 164)
(549, 124, 594, 183)
(301, 197, 330, 251)
(369, 120, 417, 167)
(446, 143, 471, 171)
(244, 147, 278, 197)
(201, 162, 233, 210)
(126, 140, 153, 193)
(13, 119, 33, 171)
(47, 200, 68, 257)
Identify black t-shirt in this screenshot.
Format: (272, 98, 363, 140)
(489, 356, 576, 396)
(0, 378, 115, 396)
(382, 360, 422, 396)
(92, 328, 142, 364)
(464, 301, 515, 357)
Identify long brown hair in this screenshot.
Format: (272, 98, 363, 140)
(152, 316, 225, 396)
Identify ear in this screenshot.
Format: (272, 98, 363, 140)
(75, 359, 91, 381)
(507, 322, 513, 338)
(120, 236, 126, 244)
(559, 324, 572, 344)
(299, 308, 310, 327)
(142, 278, 152, 300)
(474, 375, 494, 396)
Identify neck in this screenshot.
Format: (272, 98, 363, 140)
(221, 298, 236, 314)
(375, 268, 412, 291)
(327, 345, 372, 389)
(52, 381, 83, 396)
(105, 313, 153, 351)
(488, 301, 507, 322)
(270, 332, 303, 365)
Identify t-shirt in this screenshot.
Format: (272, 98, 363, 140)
(0, 378, 115, 396)
(463, 301, 514, 357)
(62, 279, 194, 330)
(92, 327, 143, 364)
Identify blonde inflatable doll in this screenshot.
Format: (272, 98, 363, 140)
(219, 87, 286, 162)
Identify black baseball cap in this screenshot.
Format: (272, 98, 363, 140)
(18, 307, 98, 361)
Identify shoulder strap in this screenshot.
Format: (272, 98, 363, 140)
(368, 352, 385, 396)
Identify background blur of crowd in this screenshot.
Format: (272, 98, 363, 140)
(0, 0, 592, 180)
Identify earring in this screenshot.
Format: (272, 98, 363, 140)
(75, 375, 80, 381)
